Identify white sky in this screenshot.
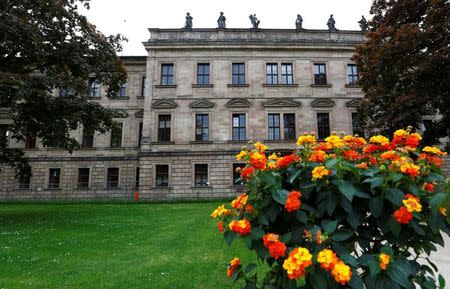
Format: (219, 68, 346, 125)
(81, 0, 373, 56)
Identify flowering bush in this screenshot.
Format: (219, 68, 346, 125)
(211, 128, 450, 289)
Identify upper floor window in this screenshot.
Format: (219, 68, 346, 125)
(197, 63, 210, 85)
(138, 122, 143, 146)
(313, 63, 327, 85)
(110, 123, 123, 148)
(141, 76, 147, 96)
(232, 63, 245, 85)
(284, 113, 296, 140)
(116, 82, 127, 97)
(266, 63, 278, 84)
(77, 168, 90, 188)
(48, 168, 61, 189)
(158, 115, 171, 142)
(82, 127, 94, 148)
(195, 114, 209, 141)
(89, 78, 100, 97)
(281, 63, 293, 85)
(25, 135, 36, 149)
(194, 164, 208, 187)
(161, 64, 174, 85)
(232, 114, 246, 141)
(268, 113, 281, 140)
(107, 168, 119, 188)
(347, 64, 359, 85)
(155, 165, 169, 187)
(317, 113, 330, 140)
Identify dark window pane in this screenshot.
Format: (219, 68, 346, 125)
(141, 76, 146, 96)
(110, 123, 122, 148)
(138, 122, 143, 146)
(266, 63, 278, 84)
(49, 168, 61, 189)
(77, 168, 90, 188)
(116, 82, 127, 97)
(161, 64, 174, 85)
(135, 167, 140, 189)
(156, 165, 169, 187)
(232, 63, 245, 84)
(89, 78, 100, 97)
(197, 63, 210, 85)
(347, 64, 359, 85)
(82, 127, 94, 148)
(0, 124, 9, 144)
(268, 114, 281, 140)
(25, 135, 36, 149)
(195, 114, 209, 141)
(317, 113, 330, 140)
(281, 64, 293, 84)
(284, 113, 296, 140)
(158, 115, 171, 142)
(18, 174, 31, 189)
(351, 112, 364, 137)
(194, 164, 208, 187)
(232, 114, 246, 141)
(314, 64, 327, 85)
(233, 163, 245, 186)
(107, 168, 119, 188)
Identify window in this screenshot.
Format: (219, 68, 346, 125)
(89, 78, 100, 97)
(158, 115, 171, 142)
(317, 113, 330, 140)
(59, 88, 69, 97)
(351, 112, 364, 137)
(107, 168, 119, 188)
(313, 64, 327, 85)
(161, 64, 174, 85)
(197, 63, 210, 85)
(77, 168, 90, 188)
(194, 164, 208, 187)
(232, 63, 245, 84)
(18, 174, 31, 189)
(110, 123, 122, 148)
(232, 114, 246, 141)
(48, 168, 61, 189)
(141, 76, 146, 96)
(25, 135, 36, 149)
(268, 114, 281, 140)
(195, 114, 209, 141)
(284, 113, 296, 140)
(155, 165, 169, 187)
(116, 82, 127, 97)
(0, 124, 9, 144)
(281, 63, 293, 85)
(82, 127, 94, 148)
(233, 163, 245, 186)
(347, 64, 359, 85)
(135, 167, 140, 189)
(266, 63, 278, 84)
(138, 122, 143, 146)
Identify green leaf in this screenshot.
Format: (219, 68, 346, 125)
(265, 203, 280, 222)
(309, 269, 328, 289)
(331, 229, 353, 241)
(386, 188, 405, 206)
(326, 192, 338, 215)
(244, 236, 253, 248)
(272, 189, 289, 205)
(340, 254, 358, 267)
(358, 254, 380, 278)
(386, 259, 413, 289)
(380, 246, 394, 256)
(388, 218, 401, 237)
(333, 180, 356, 202)
(258, 214, 269, 226)
(295, 210, 307, 224)
(369, 196, 383, 217)
(288, 169, 302, 184)
(322, 219, 338, 234)
(286, 279, 297, 289)
(429, 193, 446, 210)
(427, 173, 445, 183)
(361, 168, 380, 177)
(349, 270, 364, 289)
(363, 176, 384, 189)
(280, 232, 293, 243)
(224, 231, 236, 245)
(254, 241, 270, 260)
(245, 263, 257, 273)
(390, 173, 403, 182)
(438, 274, 446, 289)
(409, 221, 425, 236)
(250, 227, 265, 240)
(325, 158, 339, 169)
(244, 282, 257, 289)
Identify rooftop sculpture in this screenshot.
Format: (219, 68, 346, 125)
(217, 12, 226, 29)
(249, 14, 260, 29)
(327, 14, 336, 30)
(184, 12, 193, 29)
(295, 14, 303, 30)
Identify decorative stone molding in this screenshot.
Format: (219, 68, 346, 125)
(227, 99, 251, 108)
(263, 99, 301, 108)
(311, 99, 335, 108)
(115, 109, 129, 118)
(152, 99, 177, 109)
(134, 110, 144, 118)
(0, 108, 11, 119)
(346, 99, 363, 107)
(189, 99, 215, 109)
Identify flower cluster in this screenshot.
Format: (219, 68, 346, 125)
(231, 193, 248, 210)
(379, 253, 390, 270)
(226, 257, 241, 278)
(312, 166, 331, 180)
(262, 233, 287, 259)
(282, 247, 313, 279)
(210, 205, 231, 218)
(285, 190, 302, 212)
(393, 194, 422, 224)
(229, 219, 251, 236)
(317, 249, 352, 285)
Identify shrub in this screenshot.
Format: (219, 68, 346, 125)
(211, 129, 449, 289)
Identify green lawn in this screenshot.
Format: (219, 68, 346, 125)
(0, 203, 257, 289)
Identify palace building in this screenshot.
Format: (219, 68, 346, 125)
(0, 27, 370, 200)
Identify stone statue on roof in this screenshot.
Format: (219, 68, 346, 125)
(295, 14, 303, 29)
(358, 15, 368, 31)
(249, 14, 260, 29)
(217, 12, 226, 29)
(184, 12, 193, 29)
(327, 14, 336, 30)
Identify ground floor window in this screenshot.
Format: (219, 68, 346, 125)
(155, 165, 169, 187)
(48, 168, 61, 189)
(194, 164, 208, 187)
(233, 163, 245, 186)
(317, 113, 330, 140)
(77, 168, 90, 188)
(107, 168, 119, 188)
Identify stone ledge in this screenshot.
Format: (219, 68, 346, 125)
(310, 84, 332, 88)
(155, 85, 177, 88)
(191, 84, 214, 88)
(263, 84, 299, 87)
(227, 84, 250, 88)
(190, 140, 213, 144)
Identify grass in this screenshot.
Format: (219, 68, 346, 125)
(0, 203, 258, 289)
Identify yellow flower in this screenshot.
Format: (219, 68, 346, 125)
(379, 253, 390, 270)
(268, 153, 279, 160)
(331, 261, 352, 285)
(394, 129, 408, 138)
(325, 135, 344, 148)
(439, 207, 447, 216)
(423, 146, 447, 156)
(236, 150, 247, 161)
(312, 166, 331, 180)
(369, 135, 390, 146)
(210, 205, 231, 218)
(296, 134, 316, 146)
(254, 142, 268, 153)
(267, 162, 277, 170)
(402, 197, 422, 213)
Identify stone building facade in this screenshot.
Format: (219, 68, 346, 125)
(1, 28, 447, 200)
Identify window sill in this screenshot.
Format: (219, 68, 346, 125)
(111, 96, 129, 100)
(263, 84, 299, 87)
(74, 187, 91, 190)
(104, 187, 122, 190)
(190, 140, 213, 144)
(227, 140, 249, 144)
(264, 139, 296, 143)
(109, 147, 125, 150)
(136, 95, 145, 99)
(227, 84, 250, 88)
(152, 186, 173, 190)
(191, 186, 212, 189)
(17, 188, 32, 191)
(47, 188, 61, 191)
(155, 85, 177, 88)
(310, 84, 332, 88)
(88, 97, 102, 100)
(151, 141, 175, 145)
(230, 185, 247, 189)
(345, 84, 361, 88)
(192, 84, 214, 88)
(80, 147, 96, 150)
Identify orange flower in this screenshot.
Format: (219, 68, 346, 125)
(403, 194, 422, 212)
(356, 162, 368, 169)
(245, 204, 254, 214)
(296, 134, 317, 146)
(331, 261, 352, 285)
(312, 166, 331, 180)
(217, 221, 225, 233)
(344, 135, 366, 149)
(231, 193, 248, 210)
(309, 150, 327, 162)
(424, 182, 434, 192)
(405, 133, 421, 148)
(379, 253, 390, 270)
(229, 219, 252, 236)
(262, 233, 287, 260)
(418, 153, 443, 167)
(399, 162, 420, 178)
(342, 150, 360, 161)
(439, 207, 447, 216)
(250, 151, 267, 170)
(277, 154, 299, 169)
(380, 150, 400, 161)
(240, 166, 255, 179)
(282, 247, 313, 279)
(226, 257, 241, 277)
(317, 249, 339, 271)
(285, 190, 302, 212)
(254, 142, 268, 153)
(393, 207, 413, 224)
(316, 142, 333, 152)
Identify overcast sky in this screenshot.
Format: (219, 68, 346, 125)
(80, 0, 373, 56)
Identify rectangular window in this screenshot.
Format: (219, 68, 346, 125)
(158, 115, 171, 142)
(232, 114, 246, 141)
(268, 113, 281, 140)
(18, 174, 31, 189)
(232, 63, 245, 84)
(197, 63, 210, 85)
(347, 64, 359, 85)
(233, 163, 245, 186)
(138, 122, 143, 146)
(48, 168, 61, 189)
(194, 164, 208, 187)
(82, 127, 94, 148)
(0, 124, 9, 144)
(25, 135, 36, 149)
(110, 123, 122, 148)
(195, 114, 209, 141)
(155, 165, 169, 187)
(77, 168, 90, 188)
(351, 112, 364, 137)
(281, 63, 293, 85)
(59, 88, 69, 97)
(116, 82, 127, 97)
(141, 76, 146, 96)
(106, 168, 119, 188)
(317, 113, 331, 140)
(135, 167, 140, 189)
(266, 63, 278, 84)
(89, 78, 100, 97)
(161, 64, 174, 85)
(283, 113, 296, 140)
(313, 63, 327, 85)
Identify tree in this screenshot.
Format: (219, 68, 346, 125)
(0, 0, 127, 177)
(353, 0, 449, 145)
